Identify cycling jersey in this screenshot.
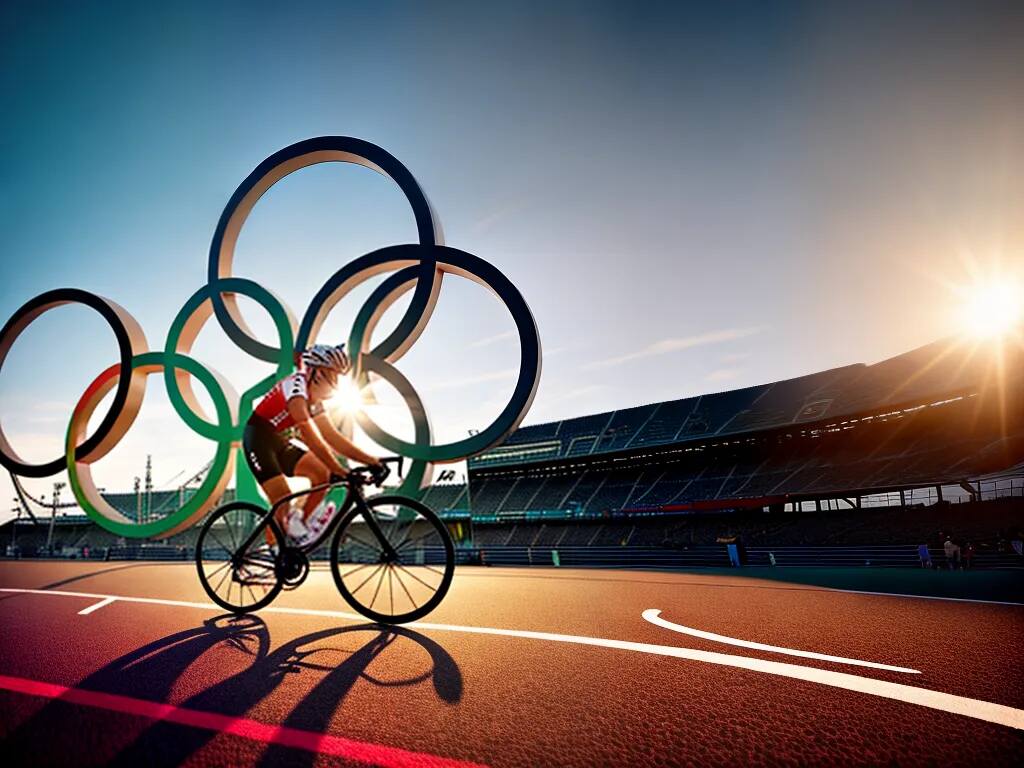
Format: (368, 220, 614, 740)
(253, 372, 307, 430)
(252, 364, 323, 431)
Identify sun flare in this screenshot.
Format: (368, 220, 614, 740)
(327, 376, 367, 415)
(960, 279, 1022, 339)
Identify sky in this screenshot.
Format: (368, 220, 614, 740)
(1, 1, 1023, 523)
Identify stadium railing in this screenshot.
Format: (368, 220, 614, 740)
(473, 545, 731, 569)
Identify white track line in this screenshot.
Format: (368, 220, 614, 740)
(77, 596, 117, 615)
(807, 588, 1024, 607)
(642, 609, 919, 673)
(1, 587, 1022, 731)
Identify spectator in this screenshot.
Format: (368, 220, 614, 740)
(917, 543, 932, 568)
(943, 538, 957, 570)
(962, 541, 975, 570)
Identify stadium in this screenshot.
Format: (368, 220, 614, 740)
(3, 332, 1023, 766)
(4, 4, 1024, 764)
(7, 334, 1022, 570)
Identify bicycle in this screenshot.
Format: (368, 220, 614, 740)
(195, 457, 455, 624)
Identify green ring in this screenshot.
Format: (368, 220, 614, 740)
(66, 351, 234, 539)
(164, 277, 295, 442)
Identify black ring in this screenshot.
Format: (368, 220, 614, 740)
(208, 136, 441, 362)
(0, 289, 137, 478)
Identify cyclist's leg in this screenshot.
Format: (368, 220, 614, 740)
(243, 419, 294, 538)
(261, 475, 294, 533)
(291, 452, 329, 519)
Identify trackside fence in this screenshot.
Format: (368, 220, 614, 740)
(4, 544, 1022, 570)
(472, 545, 731, 569)
(466, 544, 1022, 570)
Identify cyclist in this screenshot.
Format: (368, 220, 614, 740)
(243, 343, 383, 545)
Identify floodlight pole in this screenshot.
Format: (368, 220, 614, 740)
(45, 481, 65, 553)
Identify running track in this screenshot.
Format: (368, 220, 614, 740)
(1, 561, 1022, 766)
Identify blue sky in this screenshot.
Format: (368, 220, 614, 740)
(1, 1, 1022, 521)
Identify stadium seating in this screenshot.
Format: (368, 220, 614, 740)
(591, 404, 658, 454)
(469, 335, 1024, 469)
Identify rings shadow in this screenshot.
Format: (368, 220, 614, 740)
(4, 614, 463, 768)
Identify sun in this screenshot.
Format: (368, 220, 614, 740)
(960, 279, 1022, 339)
(327, 376, 367, 415)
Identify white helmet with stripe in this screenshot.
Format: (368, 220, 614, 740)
(301, 343, 351, 377)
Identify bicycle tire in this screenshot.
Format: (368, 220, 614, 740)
(329, 495, 454, 624)
(196, 501, 285, 613)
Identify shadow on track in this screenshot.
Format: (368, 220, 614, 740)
(4, 614, 462, 767)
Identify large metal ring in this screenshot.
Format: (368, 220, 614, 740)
(208, 136, 443, 362)
(163, 277, 293, 441)
(65, 351, 235, 539)
(0, 289, 148, 478)
(2, 136, 543, 540)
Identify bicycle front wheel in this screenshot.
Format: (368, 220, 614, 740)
(330, 495, 455, 624)
(196, 501, 284, 613)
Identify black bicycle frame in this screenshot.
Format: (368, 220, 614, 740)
(232, 469, 400, 564)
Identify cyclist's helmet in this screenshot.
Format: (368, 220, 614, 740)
(301, 343, 351, 378)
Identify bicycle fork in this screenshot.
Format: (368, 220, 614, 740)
(352, 496, 400, 563)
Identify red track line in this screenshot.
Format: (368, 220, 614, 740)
(0, 673, 486, 768)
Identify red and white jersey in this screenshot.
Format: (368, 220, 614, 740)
(253, 364, 322, 431)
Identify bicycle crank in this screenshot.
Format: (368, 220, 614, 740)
(276, 547, 310, 590)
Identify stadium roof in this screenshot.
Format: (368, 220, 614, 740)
(470, 333, 1024, 470)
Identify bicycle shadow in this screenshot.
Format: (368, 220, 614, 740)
(3, 614, 269, 765)
(5, 614, 463, 767)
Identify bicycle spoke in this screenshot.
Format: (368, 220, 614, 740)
(369, 565, 387, 609)
(390, 516, 420, 551)
(391, 565, 418, 609)
(209, 532, 234, 557)
(226, 515, 241, 551)
(344, 531, 382, 554)
(349, 564, 385, 596)
(336, 562, 374, 580)
(397, 530, 440, 552)
(214, 561, 232, 594)
(395, 562, 439, 591)
(204, 560, 231, 580)
(384, 513, 399, 545)
(388, 566, 394, 615)
(244, 580, 258, 606)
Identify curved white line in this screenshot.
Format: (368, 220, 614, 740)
(642, 609, 920, 674)
(3, 587, 1023, 731)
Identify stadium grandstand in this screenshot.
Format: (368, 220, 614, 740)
(4, 334, 1022, 567)
(466, 335, 1023, 518)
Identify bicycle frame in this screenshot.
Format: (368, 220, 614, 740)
(231, 472, 398, 564)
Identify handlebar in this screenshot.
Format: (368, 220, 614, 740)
(329, 456, 404, 488)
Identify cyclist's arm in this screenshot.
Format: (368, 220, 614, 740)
(312, 412, 382, 467)
(286, 398, 348, 475)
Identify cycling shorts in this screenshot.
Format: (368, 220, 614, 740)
(243, 415, 307, 483)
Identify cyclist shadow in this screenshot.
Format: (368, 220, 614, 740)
(3, 613, 270, 765)
(106, 618, 463, 767)
(6, 613, 462, 767)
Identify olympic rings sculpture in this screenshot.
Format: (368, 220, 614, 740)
(0, 136, 542, 538)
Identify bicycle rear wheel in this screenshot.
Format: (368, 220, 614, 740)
(196, 501, 284, 613)
(330, 495, 454, 624)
